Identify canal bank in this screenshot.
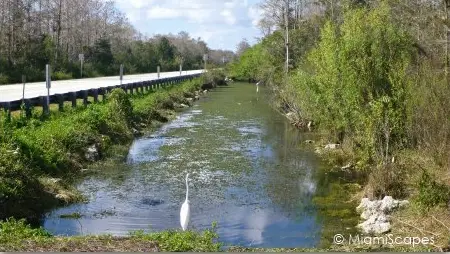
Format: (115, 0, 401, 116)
(38, 83, 360, 249)
(0, 74, 218, 223)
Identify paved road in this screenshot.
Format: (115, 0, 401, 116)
(0, 70, 204, 102)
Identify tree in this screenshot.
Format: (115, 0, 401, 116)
(236, 39, 251, 57)
(89, 38, 114, 75)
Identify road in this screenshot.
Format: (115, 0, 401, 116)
(0, 70, 204, 102)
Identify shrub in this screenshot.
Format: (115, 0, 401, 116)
(51, 71, 73, 80)
(416, 170, 450, 209)
(0, 218, 51, 250)
(295, 3, 414, 165)
(0, 73, 9, 84)
(365, 164, 407, 199)
(0, 145, 36, 202)
(107, 89, 133, 124)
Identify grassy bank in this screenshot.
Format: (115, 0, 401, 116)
(0, 219, 221, 252)
(0, 219, 438, 252)
(0, 69, 226, 222)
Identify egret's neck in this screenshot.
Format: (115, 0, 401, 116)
(185, 176, 189, 201)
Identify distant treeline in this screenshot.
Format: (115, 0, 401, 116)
(0, 0, 236, 84)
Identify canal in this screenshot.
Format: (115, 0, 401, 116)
(42, 82, 359, 248)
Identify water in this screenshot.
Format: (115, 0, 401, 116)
(42, 83, 358, 248)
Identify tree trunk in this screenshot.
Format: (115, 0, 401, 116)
(55, 0, 63, 64)
(446, 0, 450, 83)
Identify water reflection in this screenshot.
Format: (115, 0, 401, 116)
(42, 83, 353, 248)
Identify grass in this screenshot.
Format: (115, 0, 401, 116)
(59, 212, 82, 219)
(1, 218, 438, 252)
(227, 246, 435, 252)
(0, 219, 221, 252)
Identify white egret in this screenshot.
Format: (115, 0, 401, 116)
(180, 173, 191, 231)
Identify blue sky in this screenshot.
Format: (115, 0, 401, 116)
(113, 0, 264, 51)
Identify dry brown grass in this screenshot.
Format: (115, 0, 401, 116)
(391, 206, 450, 251)
(373, 149, 450, 251)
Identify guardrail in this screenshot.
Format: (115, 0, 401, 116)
(0, 73, 202, 120)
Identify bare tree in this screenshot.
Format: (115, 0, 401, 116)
(236, 39, 251, 57)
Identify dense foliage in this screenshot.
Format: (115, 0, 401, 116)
(228, 0, 450, 208)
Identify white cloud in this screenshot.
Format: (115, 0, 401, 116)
(220, 9, 237, 26)
(147, 6, 181, 19)
(111, 0, 263, 50)
(128, 0, 147, 9)
(139, 0, 250, 26)
(248, 5, 264, 28)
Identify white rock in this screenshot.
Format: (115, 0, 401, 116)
(380, 196, 398, 212)
(49, 178, 62, 184)
(55, 193, 70, 202)
(132, 128, 140, 135)
(399, 200, 410, 207)
(341, 163, 353, 170)
(356, 196, 409, 235)
(356, 198, 371, 213)
(286, 112, 295, 118)
(85, 144, 99, 161)
(358, 220, 391, 234)
(325, 143, 340, 149)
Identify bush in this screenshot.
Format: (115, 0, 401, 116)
(107, 88, 133, 124)
(0, 145, 37, 202)
(51, 71, 73, 80)
(294, 3, 413, 165)
(0, 218, 51, 240)
(416, 170, 450, 209)
(365, 164, 407, 199)
(0, 73, 9, 84)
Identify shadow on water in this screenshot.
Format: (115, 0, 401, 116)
(42, 83, 359, 248)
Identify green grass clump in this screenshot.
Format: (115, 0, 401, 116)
(130, 225, 221, 252)
(59, 212, 82, 219)
(0, 218, 52, 251)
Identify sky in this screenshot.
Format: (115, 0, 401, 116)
(113, 0, 264, 52)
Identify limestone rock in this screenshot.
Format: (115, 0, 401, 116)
(325, 143, 340, 149)
(85, 144, 99, 162)
(356, 196, 409, 235)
